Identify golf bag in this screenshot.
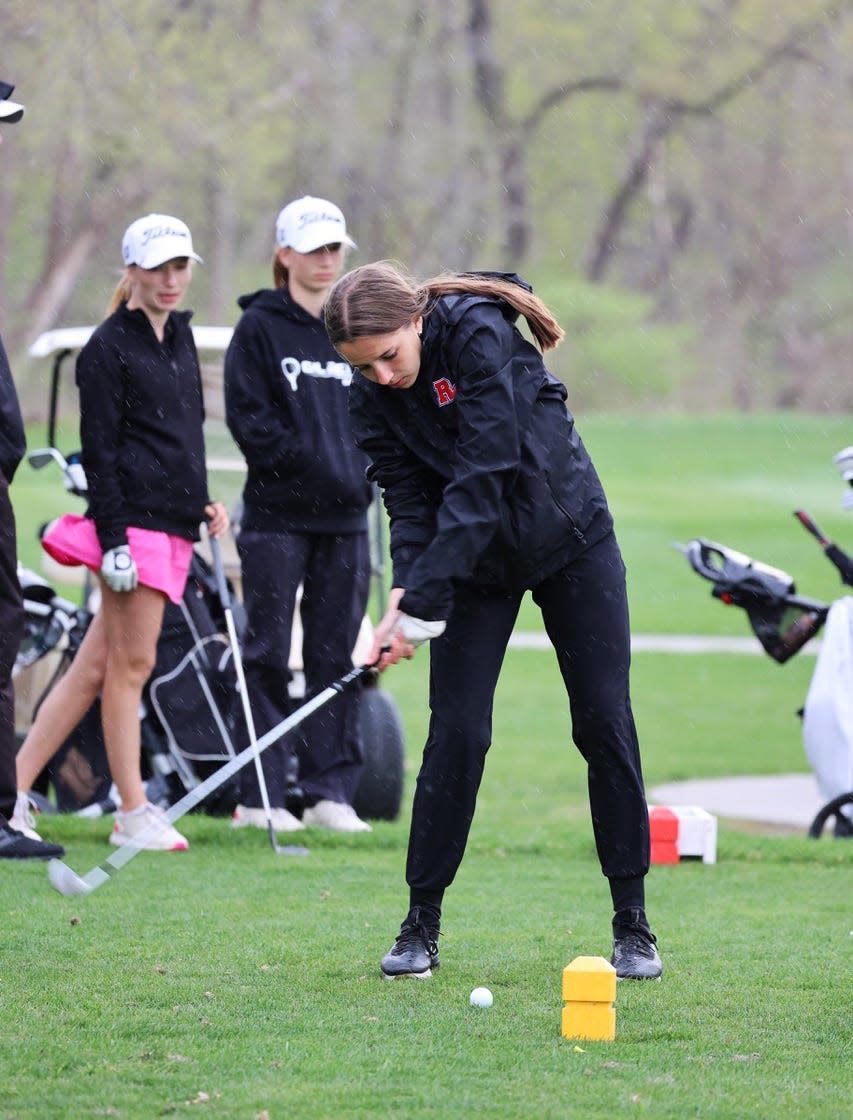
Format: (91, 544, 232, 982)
(683, 532, 853, 837)
(15, 553, 242, 817)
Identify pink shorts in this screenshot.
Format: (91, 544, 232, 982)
(42, 514, 193, 605)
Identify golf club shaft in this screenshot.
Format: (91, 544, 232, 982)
(209, 535, 281, 849)
(68, 659, 372, 889)
(794, 509, 830, 547)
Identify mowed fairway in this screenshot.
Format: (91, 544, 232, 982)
(5, 413, 852, 1119)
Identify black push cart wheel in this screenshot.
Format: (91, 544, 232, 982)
(353, 681, 405, 821)
(807, 791, 853, 838)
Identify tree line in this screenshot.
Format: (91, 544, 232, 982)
(2, 0, 852, 414)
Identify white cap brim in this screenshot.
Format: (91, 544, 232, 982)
(132, 240, 203, 269)
(284, 222, 357, 254)
(0, 98, 24, 123)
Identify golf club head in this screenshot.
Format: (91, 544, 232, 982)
(48, 858, 93, 897)
(28, 446, 66, 471)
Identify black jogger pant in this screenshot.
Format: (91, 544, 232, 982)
(406, 531, 649, 908)
(237, 528, 370, 807)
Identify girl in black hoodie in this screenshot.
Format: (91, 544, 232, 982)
(224, 197, 372, 834)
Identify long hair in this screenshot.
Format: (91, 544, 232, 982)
(106, 272, 133, 315)
(272, 249, 288, 289)
(324, 260, 564, 352)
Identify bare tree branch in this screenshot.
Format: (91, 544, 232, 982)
(583, 3, 849, 282)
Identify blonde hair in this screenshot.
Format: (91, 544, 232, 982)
(325, 260, 564, 352)
(107, 271, 133, 315)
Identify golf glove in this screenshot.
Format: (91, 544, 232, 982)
(395, 613, 446, 646)
(101, 545, 138, 592)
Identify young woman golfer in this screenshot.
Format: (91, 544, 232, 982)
(14, 214, 228, 852)
(325, 261, 662, 981)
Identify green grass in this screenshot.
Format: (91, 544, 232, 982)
(5, 413, 853, 1119)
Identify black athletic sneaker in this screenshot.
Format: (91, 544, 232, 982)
(0, 823, 65, 860)
(381, 906, 440, 979)
(611, 908, 662, 980)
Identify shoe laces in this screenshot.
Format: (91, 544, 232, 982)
(615, 927, 658, 957)
(395, 907, 439, 955)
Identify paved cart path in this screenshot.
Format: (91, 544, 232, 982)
(510, 631, 827, 832)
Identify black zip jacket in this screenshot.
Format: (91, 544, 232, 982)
(224, 287, 371, 534)
(77, 304, 210, 552)
(0, 333, 25, 483)
(348, 279, 613, 621)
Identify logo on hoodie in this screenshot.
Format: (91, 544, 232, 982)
(281, 357, 353, 391)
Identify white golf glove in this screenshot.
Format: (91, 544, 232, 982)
(101, 545, 138, 592)
(395, 613, 446, 646)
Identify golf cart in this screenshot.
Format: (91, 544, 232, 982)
(681, 498, 853, 839)
(16, 326, 405, 823)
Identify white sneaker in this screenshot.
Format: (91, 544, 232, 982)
(230, 804, 305, 832)
(11, 791, 41, 841)
(109, 802, 189, 851)
(302, 799, 372, 833)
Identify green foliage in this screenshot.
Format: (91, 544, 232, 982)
(537, 273, 697, 406)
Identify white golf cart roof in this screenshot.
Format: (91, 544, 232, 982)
(29, 325, 234, 358)
(29, 325, 240, 474)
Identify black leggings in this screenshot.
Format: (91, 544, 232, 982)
(406, 531, 649, 913)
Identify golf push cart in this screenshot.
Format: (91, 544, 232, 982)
(680, 447, 853, 838)
(15, 326, 405, 826)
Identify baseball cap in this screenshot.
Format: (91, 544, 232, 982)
(121, 213, 203, 270)
(275, 196, 356, 253)
(0, 80, 24, 123)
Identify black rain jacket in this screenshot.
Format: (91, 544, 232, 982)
(348, 276, 613, 621)
(77, 303, 210, 551)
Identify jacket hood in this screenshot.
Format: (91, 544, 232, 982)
(236, 286, 318, 325)
(427, 271, 533, 331)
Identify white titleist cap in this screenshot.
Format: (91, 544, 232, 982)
(122, 214, 203, 270)
(275, 196, 356, 253)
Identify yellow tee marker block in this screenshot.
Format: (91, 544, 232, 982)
(561, 955, 617, 1042)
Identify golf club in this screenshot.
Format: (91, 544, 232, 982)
(794, 509, 853, 585)
(794, 508, 830, 547)
(209, 534, 307, 856)
(47, 658, 374, 896)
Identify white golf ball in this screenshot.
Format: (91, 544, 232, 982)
(470, 986, 493, 1008)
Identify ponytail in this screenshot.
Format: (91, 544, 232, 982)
(325, 261, 564, 352)
(106, 273, 132, 315)
(422, 272, 564, 351)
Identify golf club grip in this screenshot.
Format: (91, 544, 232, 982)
(794, 509, 829, 546)
(824, 543, 853, 586)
